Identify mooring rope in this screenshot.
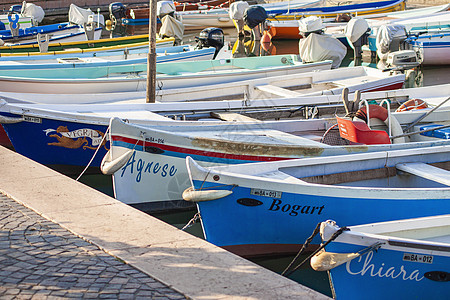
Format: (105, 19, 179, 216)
(282, 224, 349, 277)
(76, 126, 110, 181)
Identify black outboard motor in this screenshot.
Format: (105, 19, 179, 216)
(196, 27, 224, 59)
(243, 6, 267, 40)
(109, 2, 127, 24)
(8, 4, 22, 14)
(243, 6, 267, 29)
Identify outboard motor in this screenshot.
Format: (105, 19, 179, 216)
(298, 16, 347, 69)
(299, 16, 324, 37)
(244, 6, 267, 40)
(196, 27, 224, 59)
(229, 1, 250, 36)
(109, 2, 126, 24)
(375, 24, 408, 61)
(157, 1, 176, 19)
(8, 4, 22, 14)
(386, 49, 420, 70)
(158, 1, 184, 45)
(344, 18, 370, 60)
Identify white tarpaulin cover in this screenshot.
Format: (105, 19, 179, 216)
(69, 4, 104, 26)
(159, 15, 184, 42)
(344, 18, 369, 46)
(376, 24, 407, 59)
(298, 16, 323, 33)
(21, 1, 45, 23)
(299, 33, 346, 68)
(229, 1, 250, 20)
(157, 1, 176, 17)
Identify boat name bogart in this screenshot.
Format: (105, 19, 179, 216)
(268, 199, 325, 216)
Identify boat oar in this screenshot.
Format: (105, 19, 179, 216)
(403, 96, 450, 132)
(391, 123, 450, 140)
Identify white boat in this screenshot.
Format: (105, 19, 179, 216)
(410, 32, 450, 65)
(184, 144, 450, 256)
(0, 46, 217, 78)
(311, 215, 450, 299)
(1, 83, 447, 205)
(0, 55, 333, 93)
(0, 65, 404, 103)
(266, 4, 450, 40)
(176, 0, 323, 29)
(102, 85, 450, 212)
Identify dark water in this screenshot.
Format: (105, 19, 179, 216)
(80, 24, 450, 298)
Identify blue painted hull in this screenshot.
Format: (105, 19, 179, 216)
(0, 22, 80, 41)
(1, 113, 109, 172)
(326, 243, 450, 300)
(193, 181, 449, 254)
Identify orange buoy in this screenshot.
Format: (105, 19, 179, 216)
(396, 99, 428, 112)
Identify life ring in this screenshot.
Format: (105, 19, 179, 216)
(354, 104, 406, 144)
(396, 98, 428, 112)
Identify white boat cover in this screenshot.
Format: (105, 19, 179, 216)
(157, 1, 176, 17)
(229, 1, 250, 20)
(21, 1, 44, 23)
(376, 24, 407, 60)
(298, 33, 346, 68)
(298, 16, 324, 34)
(159, 15, 184, 42)
(68, 3, 104, 26)
(344, 18, 369, 47)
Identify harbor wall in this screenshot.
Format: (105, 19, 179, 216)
(0, 146, 328, 299)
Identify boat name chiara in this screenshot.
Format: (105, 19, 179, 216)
(120, 152, 177, 181)
(346, 251, 424, 281)
(268, 199, 325, 216)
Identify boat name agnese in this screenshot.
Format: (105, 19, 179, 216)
(119, 151, 177, 182)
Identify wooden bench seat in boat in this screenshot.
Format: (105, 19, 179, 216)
(396, 162, 450, 186)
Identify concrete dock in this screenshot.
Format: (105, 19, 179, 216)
(0, 146, 328, 299)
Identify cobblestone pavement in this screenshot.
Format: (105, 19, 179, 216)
(0, 193, 188, 299)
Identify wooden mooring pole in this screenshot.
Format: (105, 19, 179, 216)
(146, 0, 157, 103)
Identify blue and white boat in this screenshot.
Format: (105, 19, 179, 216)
(184, 142, 450, 257)
(0, 67, 406, 176)
(0, 22, 102, 45)
(408, 32, 450, 65)
(311, 215, 450, 299)
(101, 85, 447, 213)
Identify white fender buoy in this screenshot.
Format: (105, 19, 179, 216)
(182, 186, 233, 202)
(310, 249, 360, 271)
(100, 149, 133, 175)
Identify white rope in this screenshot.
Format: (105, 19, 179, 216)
(76, 126, 110, 181)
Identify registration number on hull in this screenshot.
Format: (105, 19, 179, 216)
(403, 253, 433, 264)
(251, 188, 282, 199)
